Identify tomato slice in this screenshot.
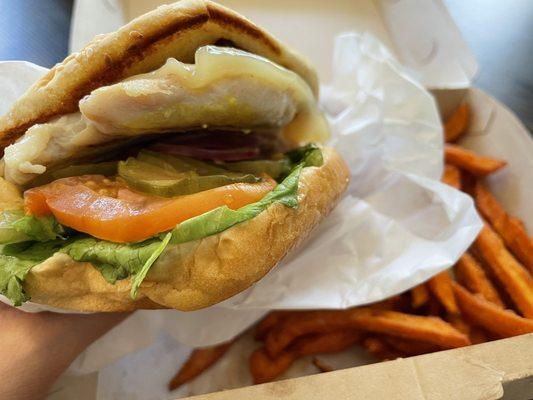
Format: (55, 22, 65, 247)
(24, 175, 276, 243)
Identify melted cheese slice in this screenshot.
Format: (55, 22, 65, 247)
(80, 46, 329, 144)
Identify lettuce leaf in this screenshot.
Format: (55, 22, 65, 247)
(0, 211, 30, 244)
(287, 143, 323, 168)
(170, 163, 303, 244)
(12, 214, 65, 242)
(61, 232, 172, 298)
(130, 232, 172, 298)
(62, 237, 162, 282)
(0, 234, 174, 303)
(0, 211, 65, 244)
(0, 240, 66, 305)
(0, 256, 36, 306)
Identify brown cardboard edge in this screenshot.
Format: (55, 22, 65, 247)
(182, 334, 533, 400)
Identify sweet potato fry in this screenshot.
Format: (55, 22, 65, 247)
(168, 341, 233, 391)
(474, 182, 533, 272)
(370, 295, 403, 311)
(459, 170, 477, 196)
(382, 336, 440, 356)
(426, 295, 443, 316)
(452, 282, 533, 337)
(250, 331, 361, 383)
(363, 337, 403, 361)
(447, 313, 471, 335)
(294, 331, 362, 356)
(312, 358, 334, 373)
(411, 284, 430, 308)
(250, 348, 294, 384)
(350, 309, 470, 349)
(447, 313, 488, 345)
(444, 144, 506, 176)
(265, 308, 469, 357)
(454, 253, 504, 307)
(263, 311, 342, 356)
(474, 223, 533, 318)
(255, 311, 296, 340)
(427, 270, 459, 314)
(442, 164, 462, 189)
(444, 103, 470, 143)
(469, 328, 490, 344)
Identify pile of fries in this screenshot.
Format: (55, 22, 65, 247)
(169, 103, 533, 391)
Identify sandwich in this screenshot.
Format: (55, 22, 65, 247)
(0, 0, 349, 312)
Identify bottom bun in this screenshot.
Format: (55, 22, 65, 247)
(25, 146, 349, 312)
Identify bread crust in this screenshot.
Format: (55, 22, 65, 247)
(24, 147, 349, 311)
(0, 0, 317, 152)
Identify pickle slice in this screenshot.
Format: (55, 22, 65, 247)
(26, 161, 118, 189)
(118, 158, 260, 197)
(135, 151, 181, 173)
(223, 158, 291, 179)
(118, 158, 183, 179)
(137, 150, 228, 175)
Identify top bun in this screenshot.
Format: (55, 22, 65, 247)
(0, 0, 318, 152)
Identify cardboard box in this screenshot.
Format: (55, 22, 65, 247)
(61, 1, 532, 399)
(188, 334, 533, 400)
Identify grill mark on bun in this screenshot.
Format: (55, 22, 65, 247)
(213, 38, 241, 49)
(206, 4, 281, 55)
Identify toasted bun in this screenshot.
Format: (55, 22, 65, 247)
(24, 147, 349, 311)
(0, 0, 317, 152)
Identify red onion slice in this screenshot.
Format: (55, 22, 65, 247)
(166, 131, 263, 149)
(150, 143, 261, 161)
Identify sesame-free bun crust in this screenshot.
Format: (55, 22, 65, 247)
(24, 147, 349, 311)
(0, 0, 318, 152)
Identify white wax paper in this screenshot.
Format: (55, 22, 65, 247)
(0, 33, 482, 380)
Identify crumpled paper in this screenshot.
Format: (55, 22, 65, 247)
(0, 33, 481, 374)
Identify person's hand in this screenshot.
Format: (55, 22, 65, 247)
(0, 301, 128, 400)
